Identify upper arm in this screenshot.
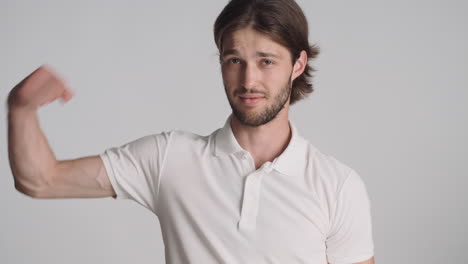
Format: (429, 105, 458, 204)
(97, 132, 173, 213)
(326, 169, 374, 264)
(353, 256, 375, 264)
(328, 256, 375, 264)
(35, 155, 116, 199)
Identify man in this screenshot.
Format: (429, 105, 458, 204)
(7, 0, 375, 263)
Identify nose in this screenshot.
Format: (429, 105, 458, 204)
(241, 62, 259, 89)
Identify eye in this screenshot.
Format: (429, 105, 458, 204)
(229, 58, 241, 64)
(263, 59, 273, 65)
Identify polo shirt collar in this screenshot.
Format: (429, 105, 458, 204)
(214, 114, 309, 177)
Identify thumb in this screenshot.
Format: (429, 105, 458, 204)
(60, 87, 75, 104)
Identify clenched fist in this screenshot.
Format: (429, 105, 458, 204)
(7, 65, 74, 112)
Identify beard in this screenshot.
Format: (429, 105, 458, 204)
(225, 74, 293, 127)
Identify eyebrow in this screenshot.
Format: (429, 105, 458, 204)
(221, 49, 281, 59)
(257, 51, 281, 59)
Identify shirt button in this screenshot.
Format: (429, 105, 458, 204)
(249, 176, 260, 187)
(261, 162, 273, 173)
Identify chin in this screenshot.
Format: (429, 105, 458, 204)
(233, 108, 275, 127)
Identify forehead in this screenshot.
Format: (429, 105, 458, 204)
(222, 27, 289, 57)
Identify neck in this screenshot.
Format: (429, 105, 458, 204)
(230, 109, 291, 169)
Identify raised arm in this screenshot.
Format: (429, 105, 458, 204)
(7, 65, 115, 198)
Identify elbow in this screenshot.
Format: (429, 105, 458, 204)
(15, 180, 38, 198)
(13, 174, 54, 198)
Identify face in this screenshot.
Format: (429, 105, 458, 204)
(220, 27, 304, 127)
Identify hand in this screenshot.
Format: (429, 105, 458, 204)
(7, 65, 74, 112)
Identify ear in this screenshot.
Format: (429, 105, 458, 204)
(291, 50, 308, 81)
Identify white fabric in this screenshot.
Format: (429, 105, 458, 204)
(100, 114, 374, 264)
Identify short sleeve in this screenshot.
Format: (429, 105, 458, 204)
(99, 131, 173, 214)
(326, 169, 374, 264)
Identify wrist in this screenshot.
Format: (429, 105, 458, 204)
(8, 105, 38, 118)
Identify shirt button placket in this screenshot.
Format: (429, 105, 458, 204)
(238, 161, 274, 234)
(238, 171, 262, 234)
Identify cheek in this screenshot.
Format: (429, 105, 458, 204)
(264, 67, 290, 85)
(221, 67, 240, 85)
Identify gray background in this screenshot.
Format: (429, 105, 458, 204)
(1, 0, 467, 263)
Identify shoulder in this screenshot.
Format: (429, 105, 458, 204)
(165, 128, 216, 153)
(305, 141, 353, 177)
(302, 140, 362, 201)
(169, 129, 214, 143)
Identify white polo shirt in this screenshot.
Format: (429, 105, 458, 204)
(100, 114, 374, 264)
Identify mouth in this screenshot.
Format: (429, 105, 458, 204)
(238, 94, 265, 106)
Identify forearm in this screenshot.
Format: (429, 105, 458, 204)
(8, 107, 58, 197)
(6, 66, 114, 199)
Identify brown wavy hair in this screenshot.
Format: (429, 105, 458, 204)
(214, 0, 320, 105)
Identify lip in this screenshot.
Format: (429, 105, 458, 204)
(239, 94, 265, 99)
(239, 95, 265, 106)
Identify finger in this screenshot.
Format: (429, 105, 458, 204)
(60, 88, 75, 103)
(36, 75, 65, 107)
